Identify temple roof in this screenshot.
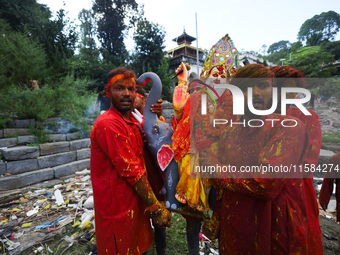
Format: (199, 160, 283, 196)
(167, 43, 205, 54)
(172, 29, 196, 45)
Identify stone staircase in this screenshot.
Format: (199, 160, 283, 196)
(0, 118, 91, 190)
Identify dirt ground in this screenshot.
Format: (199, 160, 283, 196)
(320, 214, 340, 255)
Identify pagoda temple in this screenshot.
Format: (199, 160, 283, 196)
(167, 29, 205, 80)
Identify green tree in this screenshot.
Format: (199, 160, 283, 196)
(321, 40, 340, 60)
(290, 51, 337, 78)
(298, 14, 323, 42)
(92, 0, 143, 65)
(0, 19, 48, 89)
(39, 9, 78, 80)
(290, 41, 303, 52)
(306, 33, 323, 46)
(78, 9, 100, 65)
(267, 40, 291, 54)
(320, 11, 340, 41)
(298, 11, 340, 43)
(155, 57, 173, 102)
(0, 0, 51, 37)
(132, 20, 166, 75)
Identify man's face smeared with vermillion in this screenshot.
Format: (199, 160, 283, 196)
(106, 79, 136, 114)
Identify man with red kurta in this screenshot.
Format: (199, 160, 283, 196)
(270, 65, 323, 254)
(201, 64, 310, 254)
(90, 67, 171, 255)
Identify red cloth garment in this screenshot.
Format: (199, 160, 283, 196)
(90, 107, 153, 255)
(319, 153, 340, 221)
(215, 114, 310, 255)
(287, 107, 323, 254)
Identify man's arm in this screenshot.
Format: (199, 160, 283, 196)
(133, 175, 171, 229)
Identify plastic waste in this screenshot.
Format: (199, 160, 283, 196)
(55, 189, 65, 206)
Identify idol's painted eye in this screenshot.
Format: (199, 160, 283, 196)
(152, 125, 160, 134)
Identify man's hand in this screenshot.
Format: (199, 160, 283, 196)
(152, 206, 172, 229)
(151, 99, 163, 118)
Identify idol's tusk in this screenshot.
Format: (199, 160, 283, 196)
(134, 108, 144, 119)
(131, 111, 143, 124)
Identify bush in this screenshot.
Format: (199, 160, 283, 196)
(0, 75, 96, 134)
(0, 19, 48, 90)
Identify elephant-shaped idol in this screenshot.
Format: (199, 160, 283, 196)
(133, 72, 182, 211)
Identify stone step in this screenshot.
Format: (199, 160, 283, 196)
(54, 159, 90, 178)
(0, 161, 5, 176)
(0, 146, 39, 161)
(6, 119, 35, 128)
(0, 145, 91, 177)
(39, 141, 70, 156)
(4, 128, 30, 137)
(77, 148, 90, 160)
(70, 139, 90, 150)
(0, 168, 54, 191)
(17, 135, 36, 145)
(6, 158, 39, 175)
(0, 138, 18, 148)
(38, 151, 77, 169)
(66, 132, 82, 141)
(48, 134, 66, 142)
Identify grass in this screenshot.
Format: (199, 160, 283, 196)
(148, 213, 189, 254)
(322, 132, 340, 143)
(282, 46, 321, 65)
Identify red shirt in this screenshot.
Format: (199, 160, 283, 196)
(287, 107, 323, 254)
(216, 114, 310, 255)
(90, 107, 153, 255)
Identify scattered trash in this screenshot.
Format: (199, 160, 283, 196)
(55, 189, 65, 206)
(26, 207, 39, 216)
(83, 196, 94, 209)
(21, 223, 32, 228)
(0, 172, 95, 254)
(75, 169, 91, 175)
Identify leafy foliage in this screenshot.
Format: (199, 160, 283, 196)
(38, 9, 78, 80)
(316, 77, 340, 99)
(0, 76, 96, 133)
(298, 11, 340, 43)
(0, 20, 48, 89)
(0, 0, 51, 36)
(132, 20, 165, 74)
(92, 0, 143, 65)
(78, 9, 100, 66)
(267, 40, 291, 54)
(321, 40, 340, 60)
(290, 51, 337, 78)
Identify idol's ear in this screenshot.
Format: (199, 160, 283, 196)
(157, 144, 174, 171)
